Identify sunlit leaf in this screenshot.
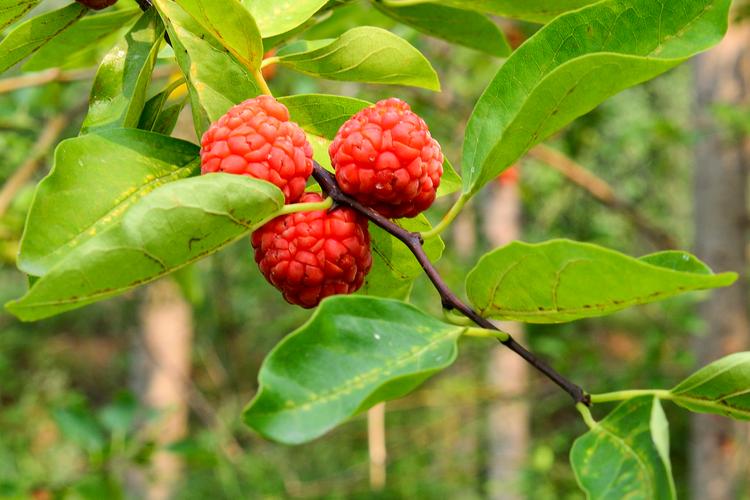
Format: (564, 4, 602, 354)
(461, 0, 731, 195)
(243, 0, 327, 38)
(7, 175, 284, 321)
(276, 27, 440, 90)
(0, 0, 42, 31)
(0, 2, 86, 74)
(466, 240, 736, 323)
(80, 8, 164, 133)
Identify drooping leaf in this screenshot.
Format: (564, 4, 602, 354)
(461, 0, 731, 195)
(669, 352, 750, 420)
(18, 129, 200, 277)
(571, 396, 675, 500)
(24, 7, 140, 71)
(383, 0, 599, 23)
(243, 0, 327, 38)
(243, 296, 464, 444)
(0, 2, 86, 74)
(7, 175, 284, 321)
(138, 78, 186, 131)
(276, 27, 440, 91)
(0, 0, 41, 31)
(361, 216, 444, 300)
(279, 93, 460, 196)
(80, 9, 165, 133)
(374, 2, 510, 57)
(173, 0, 263, 71)
(154, 0, 260, 136)
(466, 240, 737, 323)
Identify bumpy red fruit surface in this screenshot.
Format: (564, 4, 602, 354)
(201, 95, 313, 203)
(251, 194, 372, 308)
(329, 98, 443, 218)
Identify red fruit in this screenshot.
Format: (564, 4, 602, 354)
(329, 98, 443, 218)
(251, 193, 372, 308)
(201, 95, 313, 203)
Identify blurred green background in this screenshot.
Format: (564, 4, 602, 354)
(1, 1, 747, 498)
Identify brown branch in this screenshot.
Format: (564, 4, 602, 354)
(312, 162, 590, 406)
(0, 114, 69, 218)
(527, 144, 678, 250)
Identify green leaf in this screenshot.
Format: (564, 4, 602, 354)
(243, 296, 464, 444)
(0, 0, 42, 31)
(0, 2, 86, 74)
(80, 9, 165, 133)
(173, 0, 263, 71)
(151, 98, 188, 136)
(384, 0, 599, 23)
(23, 7, 140, 71)
(138, 78, 186, 131)
(279, 93, 460, 196)
(243, 0, 327, 38)
(374, 2, 510, 57)
(18, 129, 199, 277)
(461, 0, 731, 195)
(7, 175, 284, 321)
(362, 216, 444, 299)
(276, 27, 440, 91)
(154, 0, 260, 136)
(466, 240, 737, 323)
(571, 396, 675, 500)
(669, 352, 750, 420)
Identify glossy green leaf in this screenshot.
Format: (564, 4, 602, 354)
(7, 174, 284, 321)
(0, 0, 42, 31)
(151, 98, 188, 136)
(18, 129, 200, 277)
(154, 0, 260, 136)
(374, 2, 510, 57)
(243, 296, 464, 444)
(277, 27, 440, 90)
(384, 0, 598, 23)
(174, 0, 263, 71)
(80, 9, 164, 133)
(461, 0, 731, 195)
(243, 0, 327, 38)
(279, 93, 460, 196)
(361, 216, 444, 300)
(24, 7, 140, 71)
(669, 352, 750, 420)
(0, 2, 86, 74)
(466, 240, 737, 323)
(571, 396, 675, 500)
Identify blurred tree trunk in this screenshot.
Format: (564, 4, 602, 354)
(130, 278, 193, 500)
(691, 19, 750, 500)
(484, 175, 529, 499)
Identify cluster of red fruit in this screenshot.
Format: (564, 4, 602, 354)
(200, 95, 443, 307)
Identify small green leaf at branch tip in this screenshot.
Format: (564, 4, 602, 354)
(463, 327, 509, 342)
(576, 402, 597, 429)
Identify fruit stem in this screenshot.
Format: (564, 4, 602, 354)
(254, 69, 273, 96)
(311, 161, 590, 407)
(463, 327, 510, 342)
(421, 193, 468, 239)
(277, 196, 333, 215)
